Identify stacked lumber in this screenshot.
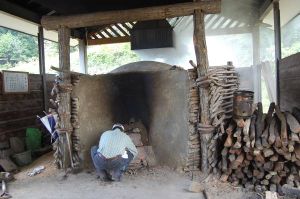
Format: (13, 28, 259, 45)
(186, 68, 201, 171)
(219, 102, 300, 193)
(126, 122, 156, 170)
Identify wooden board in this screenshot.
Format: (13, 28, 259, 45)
(279, 52, 300, 112)
(41, 1, 221, 30)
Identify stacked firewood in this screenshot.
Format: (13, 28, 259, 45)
(70, 74, 81, 168)
(125, 121, 156, 170)
(206, 64, 239, 130)
(197, 63, 239, 172)
(186, 68, 201, 171)
(219, 102, 300, 193)
(127, 137, 156, 170)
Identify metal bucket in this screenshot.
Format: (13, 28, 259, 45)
(233, 90, 254, 119)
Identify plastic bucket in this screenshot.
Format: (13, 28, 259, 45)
(26, 128, 42, 151)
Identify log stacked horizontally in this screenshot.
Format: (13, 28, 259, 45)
(186, 68, 201, 171)
(219, 102, 300, 193)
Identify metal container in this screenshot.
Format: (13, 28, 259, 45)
(233, 90, 254, 119)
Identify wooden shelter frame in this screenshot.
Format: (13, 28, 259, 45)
(40, 0, 221, 173)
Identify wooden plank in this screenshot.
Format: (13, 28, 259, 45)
(87, 36, 131, 45)
(58, 27, 71, 77)
(106, 26, 121, 37)
(0, 99, 42, 112)
(0, 124, 40, 136)
(41, 1, 221, 30)
(115, 24, 130, 36)
(273, 0, 281, 104)
(279, 52, 300, 112)
(0, 108, 42, 121)
(0, 92, 43, 101)
(102, 28, 114, 38)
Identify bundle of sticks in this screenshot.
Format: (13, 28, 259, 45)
(186, 68, 201, 171)
(219, 103, 300, 193)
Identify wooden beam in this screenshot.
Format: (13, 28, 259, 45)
(193, 7, 211, 172)
(57, 26, 72, 170)
(41, 1, 221, 30)
(58, 27, 71, 78)
(259, 0, 273, 20)
(252, 23, 262, 102)
(0, 0, 41, 24)
(38, 26, 48, 111)
(115, 24, 130, 36)
(87, 36, 130, 45)
(79, 39, 87, 74)
(273, 0, 281, 104)
(107, 26, 122, 37)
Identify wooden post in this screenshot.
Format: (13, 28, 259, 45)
(193, 8, 211, 173)
(38, 26, 48, 111)
(252, 23, 262, 102)
(58, 27, 71, 79)
(57, 27, 73, 169)
(273, 0, 281, 105)
(79, 39, 87, 74)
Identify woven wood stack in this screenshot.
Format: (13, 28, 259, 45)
(204, 64, 239, 172)
(185, 64, 239, 172)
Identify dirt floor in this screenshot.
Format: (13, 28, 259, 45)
(8, 152, 260, 199)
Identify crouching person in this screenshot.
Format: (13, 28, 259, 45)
(91, 123, 137, 181)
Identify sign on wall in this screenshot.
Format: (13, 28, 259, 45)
(2, 70, 29, 94)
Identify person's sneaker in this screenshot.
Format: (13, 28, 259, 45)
(111, 175, 121, 182)
(96, 175, 110, 182)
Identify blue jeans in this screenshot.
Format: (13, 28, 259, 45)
(90, 146, 134, 181)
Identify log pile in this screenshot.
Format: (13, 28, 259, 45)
(219, 102, 300, 193)
(125, 120, 157, 170)
(186, 68, 201, 171)
(70, 74, 81, 167)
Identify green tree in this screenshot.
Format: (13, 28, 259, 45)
(87, 43, 140, 74)
(0, 27, 38, 69)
